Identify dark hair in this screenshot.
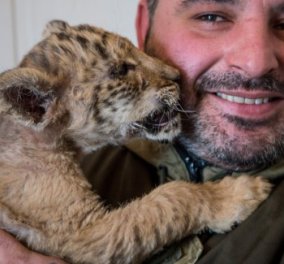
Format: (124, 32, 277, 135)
(147, 0, 158, 21)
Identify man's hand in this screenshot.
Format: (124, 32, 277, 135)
(0, 230, 68, 264)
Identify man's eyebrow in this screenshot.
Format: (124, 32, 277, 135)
(179, 0, 238, 7)
(175, 0, 239, 14)
(273, 2, 284, 13)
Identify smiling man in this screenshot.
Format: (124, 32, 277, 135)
(0, 0, 284, 263)
(138, 0, 284, 172)
(133, 0, 284, 263)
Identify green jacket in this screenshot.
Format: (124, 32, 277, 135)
(81, 139, 284, 264)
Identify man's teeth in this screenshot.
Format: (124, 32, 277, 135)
(216, 92, 270, 105)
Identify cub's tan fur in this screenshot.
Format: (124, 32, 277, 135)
(0, 21, 271, 264)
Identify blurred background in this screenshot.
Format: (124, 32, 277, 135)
(0, 0, 139, 71)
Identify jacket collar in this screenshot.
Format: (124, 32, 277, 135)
(125, 138, 284, 183)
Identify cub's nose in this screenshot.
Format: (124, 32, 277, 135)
(161, 65, 180, 82)
(138, 51, 180, 82)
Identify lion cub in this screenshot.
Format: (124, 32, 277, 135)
(0, 21, 271, 264)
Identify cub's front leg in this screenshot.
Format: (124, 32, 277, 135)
(55, 175, 271, 264)
(0, 174, 271, 264)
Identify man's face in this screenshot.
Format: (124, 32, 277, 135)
(136, 0, 284, 170)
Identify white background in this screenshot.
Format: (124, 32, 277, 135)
(0, 0, 139, 72)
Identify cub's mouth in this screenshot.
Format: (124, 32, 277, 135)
(130, 106, 181, 141)
(138, 108, 178, 131)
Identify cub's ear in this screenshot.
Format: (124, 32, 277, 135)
(42, 20, 71, 38)
(0, 68, 57, 129)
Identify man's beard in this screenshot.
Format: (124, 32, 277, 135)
(180, 71, 284, 171)
(145, 38, 284, 170)
(181, 109, 284, 171)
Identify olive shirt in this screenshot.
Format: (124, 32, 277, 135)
(81, 139, 284, 264)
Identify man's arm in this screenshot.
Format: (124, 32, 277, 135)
(0, 230, 67, 264)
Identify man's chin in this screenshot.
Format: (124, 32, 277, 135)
(179, 128, 284, 172)
(204, 146, 281, 172)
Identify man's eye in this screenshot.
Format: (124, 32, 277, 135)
(274, 22, 284, 30)
(196, 14, 226, 23)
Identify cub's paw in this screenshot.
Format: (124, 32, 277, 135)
(206, 175, 272, 233)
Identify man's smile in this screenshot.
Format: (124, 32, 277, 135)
(216, 92, 270, 104)
(207, 90, 284, 120)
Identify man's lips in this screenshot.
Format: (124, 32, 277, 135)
(208, 90, 284, 119)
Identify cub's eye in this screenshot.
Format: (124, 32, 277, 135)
(109, 63, 136, 78)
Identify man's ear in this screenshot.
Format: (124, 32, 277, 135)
(0, 68, 57, 129)
(136, 0, 150, 50)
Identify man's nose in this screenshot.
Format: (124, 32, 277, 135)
(225, 22, 279, 78)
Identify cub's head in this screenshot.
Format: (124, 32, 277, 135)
(0, 20, 181, 151)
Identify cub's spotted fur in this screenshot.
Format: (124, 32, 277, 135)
(0, 21, 271, 264)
